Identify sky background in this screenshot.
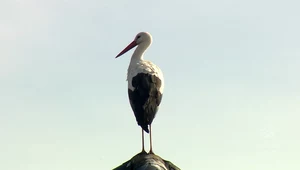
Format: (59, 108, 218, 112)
(1, 0, 300, 169)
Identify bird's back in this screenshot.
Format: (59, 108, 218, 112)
(127, 60, 164, 133)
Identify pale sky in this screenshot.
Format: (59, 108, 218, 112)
(1, 0, 300, 169)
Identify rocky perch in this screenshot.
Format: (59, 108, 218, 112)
(113, 152, 180, 170)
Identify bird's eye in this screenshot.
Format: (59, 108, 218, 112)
(137, 35, 141, 39)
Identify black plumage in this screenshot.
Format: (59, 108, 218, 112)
(128, 73, 163, 133)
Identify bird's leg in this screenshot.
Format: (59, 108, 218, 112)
(149, 124, 154, 154)
(141, 128, 146, 153)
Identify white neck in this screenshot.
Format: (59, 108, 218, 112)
(130, 42, 150, 64)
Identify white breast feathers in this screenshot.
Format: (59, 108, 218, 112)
(127, 60, 164, 92)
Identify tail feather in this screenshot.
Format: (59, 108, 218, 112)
(141, 125, 149, 133)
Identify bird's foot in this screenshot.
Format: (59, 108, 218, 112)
(148, 149, 155, 155)
(139, 149, 147, 155)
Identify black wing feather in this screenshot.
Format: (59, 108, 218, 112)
(128, 73, 163, 133)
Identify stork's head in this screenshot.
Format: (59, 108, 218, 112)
(115, 32, 152, 58)
(134, 32, 152, 45)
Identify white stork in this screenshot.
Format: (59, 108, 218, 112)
(115, 32, 164, 154)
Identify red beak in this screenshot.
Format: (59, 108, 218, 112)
(115, 41, 137, 58)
